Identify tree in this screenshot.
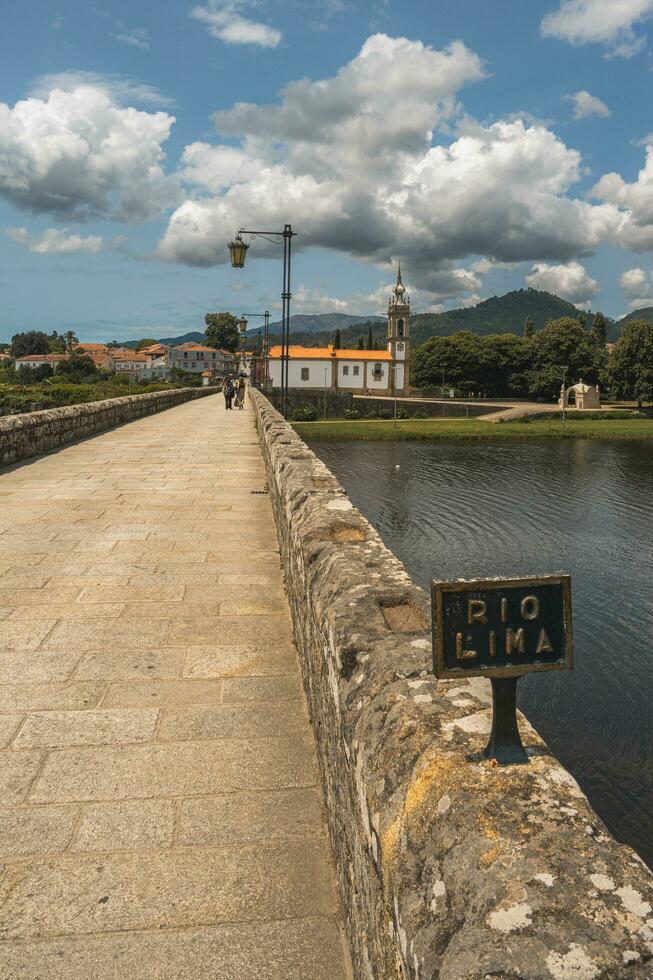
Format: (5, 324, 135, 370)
(33, 363, 53, 381)
(204, 313, 239, 353)
(48, 331, 66, 353)
(366, 327, 374, 350)
(590, 312, 607, 347)
(64, 330, 79, 351)
(333, 328, 342, 350)
(577, 312, 587, 330)
(607, 320, 653, 406)
(527, 317, 602, 400)
(11, 331, 51, 357)
(136, 338, 158, 351)
(478, 334, 529, 397)
(56, 353, 99, 383)
(357, 337, 364, 350)
(523, 316, 534, 339)
(16, 365, 35, 384)
(412, 332, 484, 393)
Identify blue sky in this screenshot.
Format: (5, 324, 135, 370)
(2, 0, 653, 342)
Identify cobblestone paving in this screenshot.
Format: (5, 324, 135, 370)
(0, 394, 351, 979)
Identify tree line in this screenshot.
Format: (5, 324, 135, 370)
(411, 315, 653, 404)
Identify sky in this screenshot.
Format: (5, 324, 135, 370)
(2, 0, 653, 342)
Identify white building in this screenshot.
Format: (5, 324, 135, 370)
(268, 266, 411, 394)
(168, 343, 237, 378)
(14, 354, 69, 372)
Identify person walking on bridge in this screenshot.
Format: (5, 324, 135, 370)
(235, 377, 246, 410)
(223, 377, 235, 410)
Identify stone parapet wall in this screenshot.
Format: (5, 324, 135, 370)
(0, 388, 218, 467)
(250, 388, 653, 980)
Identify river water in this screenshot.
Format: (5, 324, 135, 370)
(311, 439, 653, 868)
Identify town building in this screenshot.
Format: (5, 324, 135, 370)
(110, 351, 150, 375)
(168, 343, 237, 378)
(268, 266, 411, 394)
(73, 343, 110, 356)
(14, 354, 69, 372)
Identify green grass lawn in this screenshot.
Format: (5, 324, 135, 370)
(292, 417, 653, 441)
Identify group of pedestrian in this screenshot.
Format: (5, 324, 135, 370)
(223, 376, 246, 410)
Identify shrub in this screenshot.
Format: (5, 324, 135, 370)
(343, 408, 361, 420)
(292, 404, 318, 422)
(378, 407, 393, 420)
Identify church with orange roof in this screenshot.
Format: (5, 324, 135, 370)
(268, 266, 411, 395)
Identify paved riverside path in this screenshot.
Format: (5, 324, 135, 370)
(0, 394, 351, 978)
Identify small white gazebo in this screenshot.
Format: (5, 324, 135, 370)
(559, 379, 601, 410)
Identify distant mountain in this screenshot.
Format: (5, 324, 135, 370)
(268, 313, 383, 334)
(117, 289, 619, 351)
(409, 288, 618, 344)
(617, 307, 653, 330)
(117, 331, 205, 349)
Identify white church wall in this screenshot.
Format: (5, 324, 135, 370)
(338, 362, 365, 389)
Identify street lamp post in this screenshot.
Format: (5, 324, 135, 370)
(562, 365, 568, 425)
(228, 226, 296, 418)
(237, 311, 270, 389)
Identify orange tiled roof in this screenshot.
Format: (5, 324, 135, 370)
(139, 344, 168, 355)
(172, 343, 219, 353)
(268, 345, 392, 361)
(112, 351, 148, 362)
(73, 343, 109, 352)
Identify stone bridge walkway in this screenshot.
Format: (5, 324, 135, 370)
(0, 395, 351, 978)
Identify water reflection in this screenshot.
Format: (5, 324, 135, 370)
(313, 439, 653, 868)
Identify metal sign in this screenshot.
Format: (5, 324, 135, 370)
(431, 575, 573, 680)
(431, 575, 573, 766)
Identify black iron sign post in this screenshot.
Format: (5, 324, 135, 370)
(431, 575, 573, 766)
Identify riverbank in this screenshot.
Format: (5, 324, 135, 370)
(293, 416, 653, 440)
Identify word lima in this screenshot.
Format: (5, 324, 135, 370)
(456, 595, 553, 661)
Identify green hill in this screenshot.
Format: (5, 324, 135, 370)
(278, 288, 618, 349)
(409, 288, 615, 344)
(617, 307, 653, 330)
(117, 288, 617, 352)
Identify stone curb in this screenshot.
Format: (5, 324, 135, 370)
(250, 388, 653, 980)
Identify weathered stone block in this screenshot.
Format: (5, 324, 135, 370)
(250, 388, 653, 980)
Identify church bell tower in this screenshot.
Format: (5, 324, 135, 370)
(387, 263, 410, 392)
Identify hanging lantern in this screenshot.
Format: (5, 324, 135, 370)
(238, 317, 248, 333)
(227, 234, 249, 269)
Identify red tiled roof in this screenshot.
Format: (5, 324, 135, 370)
(268, 345, 392, 361)
(112, 351, 148, 362)
(15, 354, 69, 363)
(172, 343, 219, 353)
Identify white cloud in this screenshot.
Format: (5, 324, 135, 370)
(620, 267, 648, 296)
(6, 227, 103, 255)
(565, 90, 611, 120)
(111, 26, 151, 50)
(190, 1, 281, 48)
(620, 266, 653, 307)
(30, 71, 174, 108)
(541, 0, 653, 57)
(290, 278, 452, 316)
(0, 84, 178, 220)
(591, 143, 653, 250)
(525, 261, 600, 306)
(160, 33, 620, 299)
